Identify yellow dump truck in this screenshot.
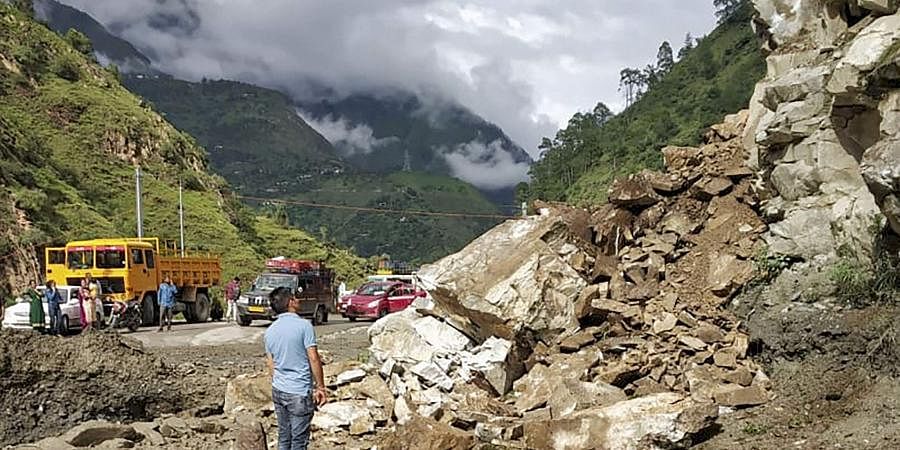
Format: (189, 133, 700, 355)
(45, 237, 221, 325)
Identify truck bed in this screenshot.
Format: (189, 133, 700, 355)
(159, 254, 221, 288)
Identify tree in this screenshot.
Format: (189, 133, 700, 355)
(656, 41, 674, 74)
(678, 33, 695, 60)
(619, 68, 645, 108)
(714, 0, 742, 23)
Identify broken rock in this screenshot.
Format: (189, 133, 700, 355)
(416, 213, 589, 343)
(714, 385, 769, 407)
(223, 373, 272, 415)
(381, 416, 475, 450)
(524, 393, 718, 450)
(61, 420, 139, 447)
(548, 378, 627, 418)
(410, 361, 455, 391)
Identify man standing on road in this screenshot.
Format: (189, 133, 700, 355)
(224, 276, 241, 324)
(45, 281, 64, 335)
(264, 287, 327, 450)
(157, 276, 176, 332)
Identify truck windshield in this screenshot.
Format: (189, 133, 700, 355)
(96, 248, 127, 269)
(254, 274, 297, 292)
(67, 250, 93, 269)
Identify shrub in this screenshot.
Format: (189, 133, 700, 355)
(64, 29, 92, 56)
(50, 52, 82, 81)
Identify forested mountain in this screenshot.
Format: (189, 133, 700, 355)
(122, 75, 345, 196)
(33, 0, 509, 264)
(0, 1, 367, 299)
(523, 2, 764, 205)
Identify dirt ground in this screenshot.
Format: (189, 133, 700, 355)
(0, 319, 371, 449)
(698, 283, 900, 450)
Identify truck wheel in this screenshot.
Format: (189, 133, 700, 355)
(238, 315, 252, 327)
(313, 305, 327, 326)
(141, 294, 157, 327)
(191, 293, 211, 323)
(210, 299, 224, 321)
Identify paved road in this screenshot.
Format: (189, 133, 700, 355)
(128, 317, 367, 348)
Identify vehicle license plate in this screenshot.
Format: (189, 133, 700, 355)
(248, 306, 265, 313)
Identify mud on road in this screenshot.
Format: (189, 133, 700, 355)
(0, 319, 369, 448)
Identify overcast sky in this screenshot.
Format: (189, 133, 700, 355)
(60, 0, 719, 157)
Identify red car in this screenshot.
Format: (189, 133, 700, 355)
(341, 281, 424, 321)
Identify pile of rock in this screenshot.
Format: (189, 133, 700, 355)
(316, 111, 773, 449)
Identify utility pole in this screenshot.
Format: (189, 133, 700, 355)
(179, 180, 185, 257)
(402, 149, 412, 172)
(135, 166, 144, 238)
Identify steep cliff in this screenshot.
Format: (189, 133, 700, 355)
(746, 0, 900, 261)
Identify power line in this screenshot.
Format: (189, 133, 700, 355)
(236, 194, 520, 220)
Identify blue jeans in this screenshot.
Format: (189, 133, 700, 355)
(272, 388, 314, 450)
(48, 301, 63, 335)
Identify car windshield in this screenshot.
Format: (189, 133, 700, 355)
(357, 283, 390, 296)
(67, 250, 93, 269)
(253, 274, 296, 292)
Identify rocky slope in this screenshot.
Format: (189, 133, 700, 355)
(745, 0, 900, 260)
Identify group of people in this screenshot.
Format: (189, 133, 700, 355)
(22, 273, 103, 335)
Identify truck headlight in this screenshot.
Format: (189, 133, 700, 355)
(237, 296, 249, 305)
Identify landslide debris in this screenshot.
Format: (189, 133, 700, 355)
(0, 330, 205, 447)
(282, 111, 773, 449)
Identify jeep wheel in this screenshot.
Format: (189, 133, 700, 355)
(238, 315, 252, 327)
(348, 316, 356, 322)
(313, 305, 327, 326)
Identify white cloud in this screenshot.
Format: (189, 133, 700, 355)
(297, 111, 398, 155)
(442, 139, 530, 190)
(59, 0, 719, 157)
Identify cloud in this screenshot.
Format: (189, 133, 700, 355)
(442, 139, 530, 190)
(297, 110, 398, 155)
(58, 0, 718, 157)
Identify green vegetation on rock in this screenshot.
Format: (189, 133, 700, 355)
(524, 2, 764, 206)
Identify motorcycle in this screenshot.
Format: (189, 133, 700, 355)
(107, 300, 142, 332)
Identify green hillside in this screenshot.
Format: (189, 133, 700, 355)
(0, 2, 365, 299)
(122, 75, 345, 195)
(525, 2, 764, 205)
(257, 172, 504, 264)
(34, 0, 152, 72)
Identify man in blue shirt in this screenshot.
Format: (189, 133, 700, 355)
(264, 287, 327, 450)
(157, 276, 177, 332)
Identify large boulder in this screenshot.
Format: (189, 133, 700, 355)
(416, 213, 589, 344)
(523, 393, 718, 450)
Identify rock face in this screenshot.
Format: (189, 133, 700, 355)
(747, 0, 900, 259)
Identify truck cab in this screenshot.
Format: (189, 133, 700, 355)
(236, 258, 335, 326)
